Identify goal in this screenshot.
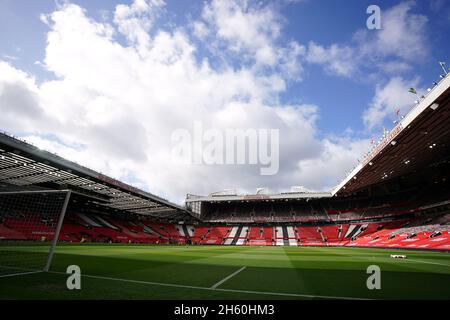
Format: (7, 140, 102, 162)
(0, 190, 71, 277)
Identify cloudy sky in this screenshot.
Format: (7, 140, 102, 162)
(0, 0, 449, 203)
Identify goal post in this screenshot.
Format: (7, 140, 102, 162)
(0, 190, 71, 277)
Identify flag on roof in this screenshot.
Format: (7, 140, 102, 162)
(408, 88, 417, 94)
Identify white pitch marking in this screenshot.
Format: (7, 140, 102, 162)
(211, 266, 246, 289)
(47, 270, 368, 300)
(0, 270, 42, 278)
(407, 258, 450, 267)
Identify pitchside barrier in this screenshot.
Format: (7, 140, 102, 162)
(0, 190, 71, 277)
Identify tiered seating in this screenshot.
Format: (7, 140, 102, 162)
(60, 224, 92, 242)
(104, 217, 154, 243)
(272, 226, 297, 246)
(252, 211, 272, 223)
(262, 227, 274, 244)
(191, 226, 210, 244)
(2, 202, 448, 251)
(320, 225, 341, 245)
(205, 226, 230, 244)
(3, 217, 55, 240)
(164, 224, 187, 243)
(236, 226, 249, 245)
(274, 226, 283, 246)
(143, 221, 184, 244)
(223, 226, 248, 245)
(274, 213, 294, 223)
(248, 226, 262, 239)
(247, 226, 273, 245)
(347, 215, 450, 249)
(0, 223, 26, 240)
(297, 226, 323, 246)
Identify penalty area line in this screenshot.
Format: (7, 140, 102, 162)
(48, 270, 367, 300)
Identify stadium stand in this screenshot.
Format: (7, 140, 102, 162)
(1, 204, 449, 249)
(1, 72, 450, 251)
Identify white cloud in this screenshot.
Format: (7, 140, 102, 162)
(0, 1, 368, 203)
(114, 0, 164, 51)
(362, 76, 423, 130)
(376, 60, 412, 74)
(200, 0, 305, 79)
(293, 137, 371, 190)
(357, 1, 428, 62)
(304, 1, 429, 132)
(0, 62, 44, 132)
(306, 1, 429, 78)
(306, 42, 356, 77)
(192, 21, 209, 39)
(202, 0, 281, 56)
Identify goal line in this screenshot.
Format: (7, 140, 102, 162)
(45, 269, 367, 300)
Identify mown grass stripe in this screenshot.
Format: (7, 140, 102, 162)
(48, 270, 368, 300)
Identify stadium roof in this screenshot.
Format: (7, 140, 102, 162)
(333, 73, 450, 196)
(0, 133, 193, 220)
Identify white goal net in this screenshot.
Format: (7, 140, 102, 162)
(0, 190, 71, 277)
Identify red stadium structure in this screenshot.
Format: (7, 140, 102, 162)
(1, 73, 450, 251)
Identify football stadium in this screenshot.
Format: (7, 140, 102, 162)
(0, 71, 449, 301)
(1, 2, 450, 314)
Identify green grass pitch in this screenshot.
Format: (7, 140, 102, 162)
(0, 244, 449, 300)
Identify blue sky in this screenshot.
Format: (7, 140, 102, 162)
(0, 0, 449, 202)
